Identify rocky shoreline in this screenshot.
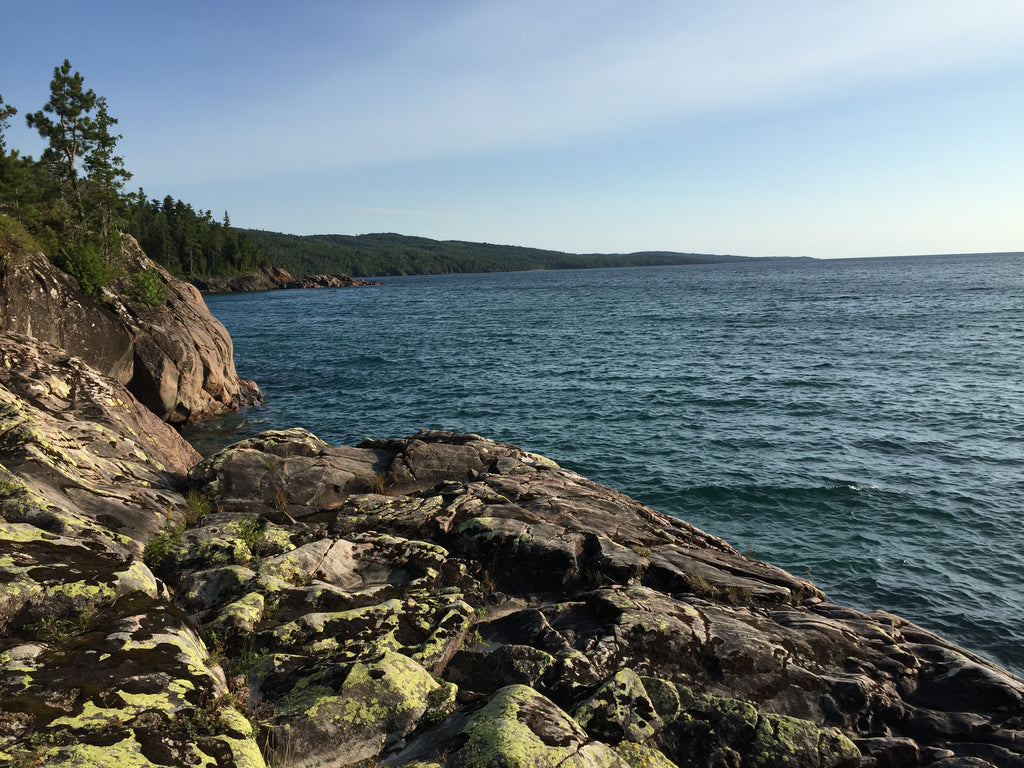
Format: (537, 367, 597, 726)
(1, 245, 1023, 767)
(189, 265, 382, 294)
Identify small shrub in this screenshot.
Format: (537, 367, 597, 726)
(263, 593, 281, 617)
(26, 607, 95, 644)
(143, 520, 185, 567)
(236, 516, 263, 551)
(685, 573, 721, 600)
(0, 213, 42, 255)
(127, 266, 168, 306)
(725, 585, 753, 605)
(184, 489, 214, 525)
(56, 238, 116, 295)
(365, 473, 388, 493)
(581, 568, 611, 590)
(26, 615, 77, 644)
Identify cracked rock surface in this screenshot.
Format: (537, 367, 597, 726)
(1, 340, 1023, 767)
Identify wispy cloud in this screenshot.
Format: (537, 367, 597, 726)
(113, 1, 1024, 186)
(244, 1, 1024, 171)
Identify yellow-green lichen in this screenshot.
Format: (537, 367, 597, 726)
(47, 375, 71, 400)
(274, 649, 441, 743)
(209, 591, 266, 635)
(613, 741, 679, 768)
(113, 625, 219, 682)
(31, 734, 152, 767)
(573, 668, 663, 744)
(113, 559, 160, 597)
(460, 685, 623, 768)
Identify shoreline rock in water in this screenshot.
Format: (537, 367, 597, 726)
(189, 265, 382, 294)
(1, 337, 1022, 767)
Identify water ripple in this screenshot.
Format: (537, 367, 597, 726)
(190, 253, 1024, 675)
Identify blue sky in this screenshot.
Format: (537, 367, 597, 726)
(3, 1, 1024, 258)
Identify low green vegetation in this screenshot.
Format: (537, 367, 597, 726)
(143, 490, 216, 568)
(0, 214, 42, 256)
(125, 266, 168, 306)
(236, 515, 263, 551)
(183, 488, 214, 524)
(142, 518, 185, 567)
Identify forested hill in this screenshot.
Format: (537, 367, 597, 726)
(241, 229, 754, 278)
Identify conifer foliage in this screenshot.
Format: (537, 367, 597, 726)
(1, 60, 265, 291)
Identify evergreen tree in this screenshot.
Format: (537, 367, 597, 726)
(24, 60, 130, 293)
(25, 60, 98, 197)
(82, 97, 132, 238)
(0, 93, 16, 155)
(4, 65, 266, 281)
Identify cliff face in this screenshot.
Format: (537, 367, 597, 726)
(0, 334, 1022, 768)
(0, 245, 135, 383)
(0, 235, 262, 424)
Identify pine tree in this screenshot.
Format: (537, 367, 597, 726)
(82, 96, 132, 239)
(25, 60, 98, 197)
(24, 60, 131, 293)
(0, 93, 17, 155)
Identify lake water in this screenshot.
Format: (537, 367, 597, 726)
(189, 253, 1024, 674)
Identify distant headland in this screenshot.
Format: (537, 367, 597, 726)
(240, 229, 763, 278)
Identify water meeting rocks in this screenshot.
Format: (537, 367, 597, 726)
(2, 354, 1024, 766)
(189, 264, 382, 293)
(0, 236, 262, 423)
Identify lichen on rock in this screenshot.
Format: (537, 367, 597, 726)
(2, 353, 1024, 768)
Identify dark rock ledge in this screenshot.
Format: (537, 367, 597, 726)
(2, 335, 1023, 767)
(190, 266, 382, 294)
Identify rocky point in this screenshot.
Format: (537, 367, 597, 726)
(0, 242, 1022, 767)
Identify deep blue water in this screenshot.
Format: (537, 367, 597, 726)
(187, 253, 1024, 675)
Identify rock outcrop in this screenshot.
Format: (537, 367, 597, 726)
(188, 265, 293, 294)
(190, 265, 382, 294)
(2, 346, 1022, 768)
(0, 235, 262, 424)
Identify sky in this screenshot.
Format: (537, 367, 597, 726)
(3, 1, 1024, 258)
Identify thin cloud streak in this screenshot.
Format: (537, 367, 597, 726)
(158, 1, 1024, 183)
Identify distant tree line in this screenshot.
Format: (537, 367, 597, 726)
(1, 60, 750, 288)
(0, 60, 265, 293)
(243, 230, 751, 278)
(126, 193, 267, 277)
